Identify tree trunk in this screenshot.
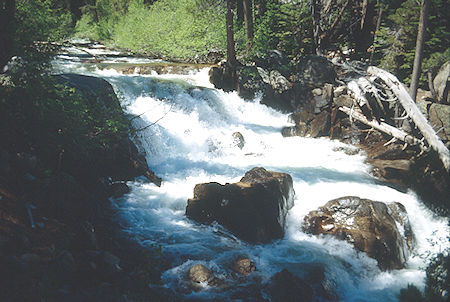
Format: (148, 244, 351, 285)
(311, 0, 322, 55)
(226, 0, 237, 66)
(243, 0, 254, 49)
(369, 3, 383, 64)
(409, 0, 429, 102)
(236, 0, 244, 25)
(0, 0, 15, 70)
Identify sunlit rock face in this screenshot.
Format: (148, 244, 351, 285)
(303, 196, 415, 271)
(186, 167, 295, 243)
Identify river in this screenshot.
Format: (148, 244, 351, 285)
(52, 43, 449, 301)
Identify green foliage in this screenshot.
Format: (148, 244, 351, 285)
(111, 0, 226, 60)
(375, 0, 450, 86)
(250, 0, 313, 60)
(75, 0, 132, 41)
(14, 0, 73, 48)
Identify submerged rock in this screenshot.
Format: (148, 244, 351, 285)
(186, 167, 295, 243)
(303, 196, 414, 270)
(188, 264, 213, 284)
(232, 132, 245, 149)
(232, 257, 256, 276)
(265, 269, 314, 302)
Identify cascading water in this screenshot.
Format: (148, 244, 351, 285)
(53, 49, 449, 301)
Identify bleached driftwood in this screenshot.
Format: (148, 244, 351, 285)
(367, 66, 450, 171)
(339, 106, 424, 147)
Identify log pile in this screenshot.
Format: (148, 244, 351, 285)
(336, 63, 450, 172)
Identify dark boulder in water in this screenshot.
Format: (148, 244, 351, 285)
(303, 196, 415, 270)
(186, 167, 295, 243)
(265, 269, 314, 302)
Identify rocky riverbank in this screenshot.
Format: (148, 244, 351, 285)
(209, 52, 449, 301)
(0, 73, 166, 301)
(210, 52, 450, 216)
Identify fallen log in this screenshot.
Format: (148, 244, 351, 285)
(339, 106, 425, 148)
(367, 66, 450, 171)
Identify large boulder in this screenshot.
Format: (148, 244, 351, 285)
(54, 73, 161, 186)
(433, 61, 449, 104)
(294, 55, 337, 88)
(428, 103, 450, 144)
(303, 196, 415, 270)
(186, 167, 295, 243)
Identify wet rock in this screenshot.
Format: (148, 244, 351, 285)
(433, 61, 449, 104)
(294, 55, 336, 87)
(188, 264, 213, 284)
(0, 149, 11, 174)
(255, 50, 290, 71)
(209, 63, 238, 92)
(269, 70, 291, 93)
(265, 269, 314, 302)
(302, 263, 339, 301)
(74, 221, 99, 251)
(308, 111, 331, 138)
(313, 84, 333, 114)
(53, 73, 162, 186)
(109, 182, 130, 198)
(387, 203, 416, 251)
(232, 257, 256, 276)
(303, 196, 414, 270)
(237, 66, 267, 100)
(186, 167, 295, 243)
(232, 132, 245, 149)
(101, 251, 122, 274)
(31, 173, 93, 222)
(428, 103, 450, 143)
(55, 250, 76, 274)
(20, 253, 41, 264)
(281, 125, 307, 137)
(205, 50, 224, 64)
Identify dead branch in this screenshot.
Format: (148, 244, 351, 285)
(367, 66, 450, 171)
(339, 106, 425, 148)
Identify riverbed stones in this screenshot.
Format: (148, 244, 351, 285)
(303, 196, 414, 270)
(186, 167, 295, 243)
(232, 257, 256, 276)
(188, 264, 213, 284)
(232, 132, 245, 149)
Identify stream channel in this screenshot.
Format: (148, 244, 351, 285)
(52, 42, 449, 301)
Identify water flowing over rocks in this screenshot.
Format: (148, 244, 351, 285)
(186, 167, 295, 243)
(232, 257, 256, 276)
(303, 196, 415, 270)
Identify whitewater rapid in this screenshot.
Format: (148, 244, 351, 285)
(53, 52, 449, 301)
